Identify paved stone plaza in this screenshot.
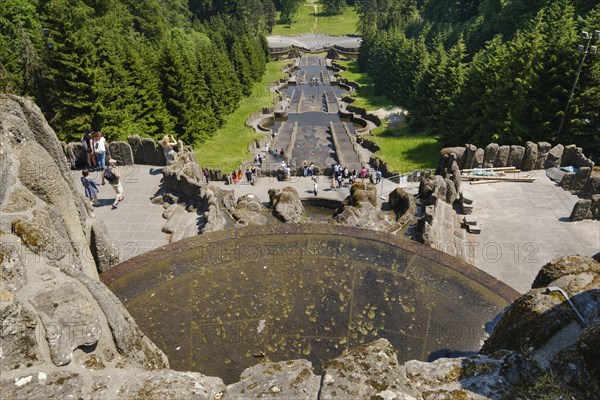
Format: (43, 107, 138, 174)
(76, 166, 170, 259)
(467, 171, 599, 293)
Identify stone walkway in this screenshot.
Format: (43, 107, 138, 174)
(75, 166, 170, 260)
(466, 171, 600, 293)
(77, 164, 415, 261)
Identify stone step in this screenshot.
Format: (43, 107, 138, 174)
(467, 224, 481, 234)
(463, 215, 478, 226)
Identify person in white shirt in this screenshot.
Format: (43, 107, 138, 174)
(93, 131, 107, 169)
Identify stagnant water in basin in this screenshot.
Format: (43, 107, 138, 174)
(102, 224, 518, 384)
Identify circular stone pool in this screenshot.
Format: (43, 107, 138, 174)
(102, 224, 518, 383)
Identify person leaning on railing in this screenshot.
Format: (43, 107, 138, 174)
(161, 134, 178, 165)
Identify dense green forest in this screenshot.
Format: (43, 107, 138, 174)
(0, 0, 274, 144)
(355, 0, 600, 160)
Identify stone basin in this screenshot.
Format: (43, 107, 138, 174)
(102, 224, 519, 383)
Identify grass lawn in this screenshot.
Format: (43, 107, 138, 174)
(336, 60, 393, 110)
(272, 2, 359, 36)
(337, 60, 441, 172)
(194, 60, 288, 170)
(369, 124, 440, 173)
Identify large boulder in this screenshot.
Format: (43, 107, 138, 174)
(507, 145, 525, 169)
(162, 146, 205, 202)
(583, 176, 600, 198)
(561, 144, 579, 167)
(127, 135, 144, 164)
(494, 145, 510, 167)
(107, 141, 134, 166)
(141, 138, 163, 165)
(590, 195, 600, 220)
(230, 193, 267, 226)
(0, 289, 42, 371)
(388, 187, 416, 226)
(320, 339, 416, 400)
(1, 369, 225, 400)
(545, 144, 564, 168)
(225, 360, 320, 400)
(569, 199, 591, 221)
(30, 282, 102, 366)
(445, 177, 458, 204)
(462, 143, 477, 170)
(535, 142, 552, 169)
(474, 147, 485, 167)
(573, 167, 592, 191)
(532, 256, 600, 288)
(561, 173, 576, 190)
(482, 256, 600, 366)
(522, 141, 538, 171)
(65, 142, 87, 169)
(578, 323, 600, 375)
(483, 143, 499, 168)
(349, 181, 378, 207)
(403, 352, 538, 400)
(269, 186, 304, 223)
(450, 160, 462, 195)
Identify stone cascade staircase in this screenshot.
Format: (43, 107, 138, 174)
(289, 125, 336, 169)
(289, 89, 302, 113)
(266, 121, 295, 163)
(329, 121, 363, 170)
(324, 90, 338, 113)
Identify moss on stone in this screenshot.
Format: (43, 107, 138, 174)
(510, 371, 576, 399)
(290, 368, 311, 388)
(11, 218, 49, 253)
(83, 355, 106, 370)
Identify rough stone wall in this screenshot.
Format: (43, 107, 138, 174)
(64, 136, 168, 168)
(437, 142, 599, 221)
(0, 94, 224, 399)
(417, 176, 475, 264)
(438, 142, 594, 172)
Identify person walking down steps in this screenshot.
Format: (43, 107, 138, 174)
(102, 159, 124, 209)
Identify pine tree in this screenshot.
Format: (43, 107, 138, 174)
(41, 0, 99, 140)
(322, 0, 347, 16)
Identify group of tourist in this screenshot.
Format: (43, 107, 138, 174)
(80, 132, 180, 210)
(229, 167, 258, 185)
(81, 130, 107, 170)
(80, 159, 124, 210)
(80, 129, 124, 209)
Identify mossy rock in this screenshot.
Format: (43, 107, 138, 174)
(11, 218, 67, 260)
(481, 289, 574, 354)
(532, 256, 600, 289)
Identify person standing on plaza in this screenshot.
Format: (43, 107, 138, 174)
(102, 159, 124, 209)
(82, 129, 96, 169)
(93, 131, 107, 170)
(313, 178, 318, 196)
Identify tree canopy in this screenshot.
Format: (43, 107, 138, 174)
(0, 0, 274, 144)
(354, 0, 600, 160)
